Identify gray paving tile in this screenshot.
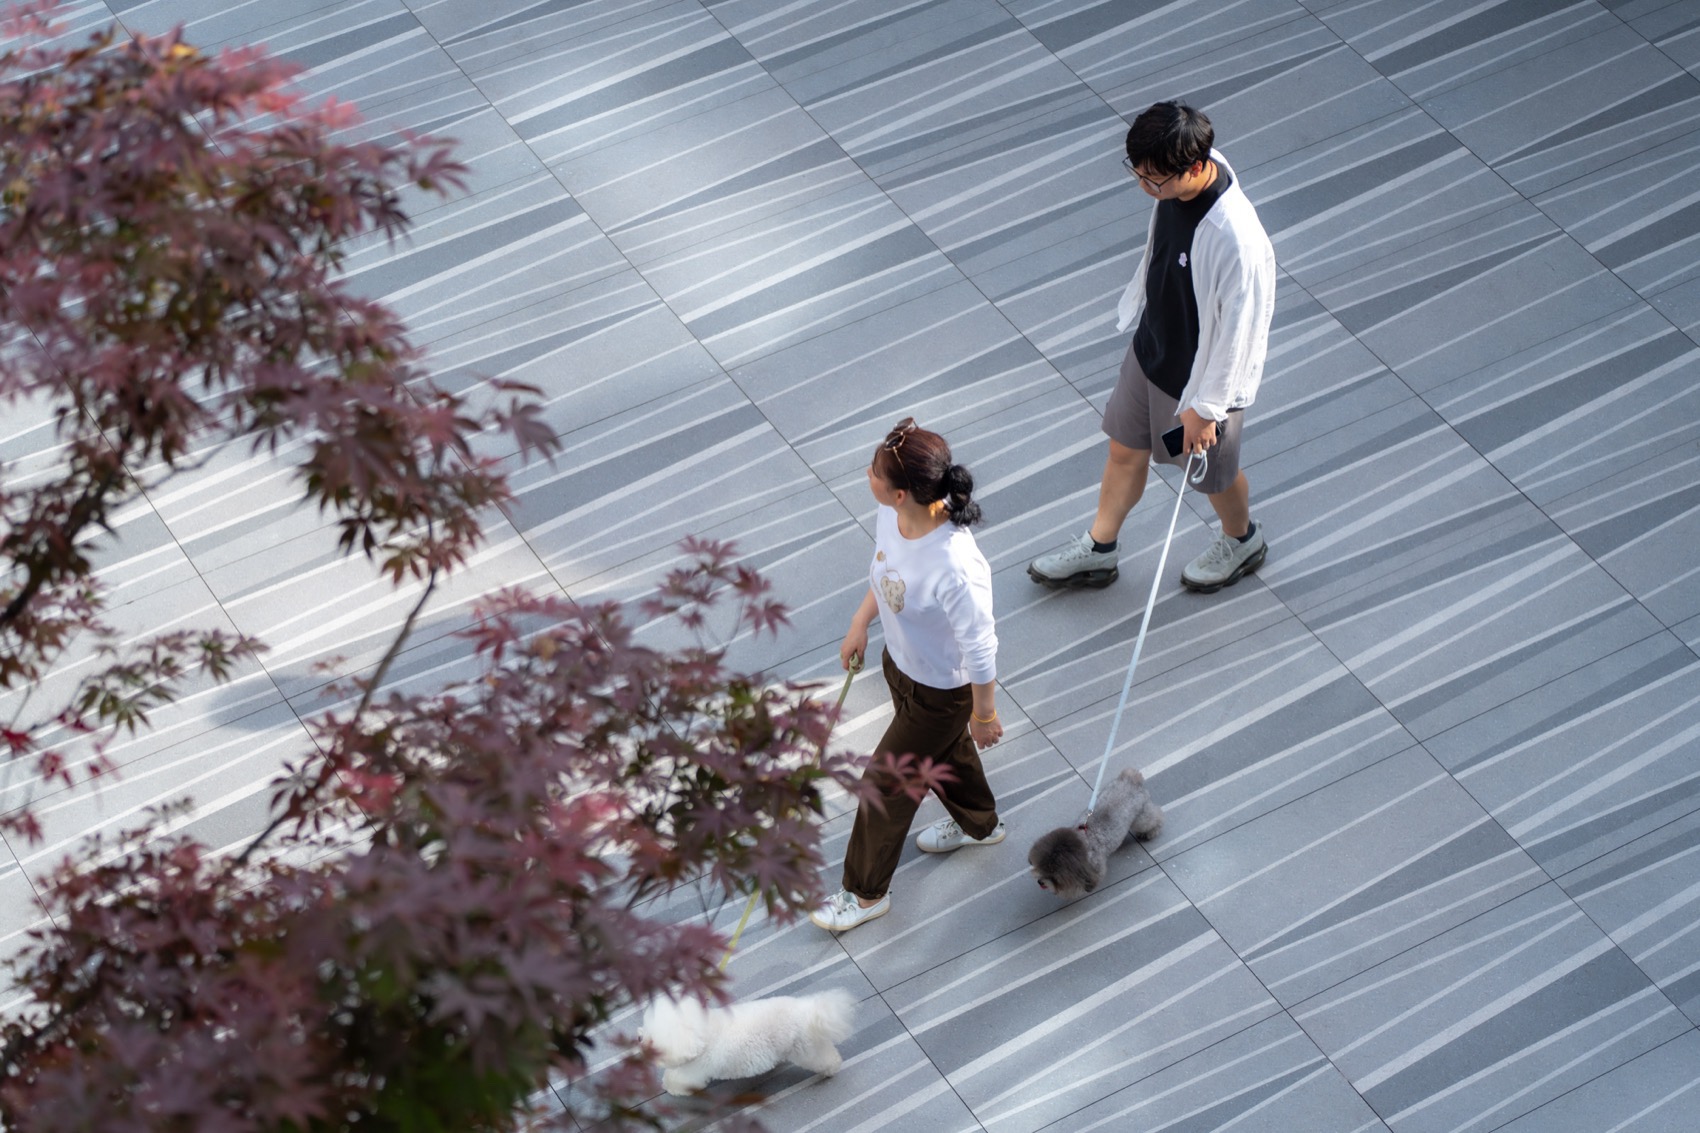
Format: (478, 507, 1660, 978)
(423, 268, 726, 452)
(10, 699, 313, 890)
(1544, 437, 1700, 631)
(1006, 0, 1309, 103)
(1676, 612, 1700, 652)
(734, 0, 1090, 182)
(1420, 23, 1700, 197)
(1311, 0, 1617, 101)
(1101, 15, 1413, 169)
(1045, 616, 1415, 863)
(1249, 106, 1519, 290)
(874, 92, 1141, 286)
(1426, 632, 1700, 879)
(1629, 0, 1700, 78)
(0, 337, 57, 474)
(1646, 269, 1700, 339)
(1560, 809, 1700, 1027)
(994, 536, 1290, 728)
(338, 172, 630, 347)
(0, 841, 50, 995)
(108, 0, 337, 42)
(1294, 883, 1690, 1133)
(333, 75, 545, 210)
(132, 0, 538, 209)
(502, 377, 817, 588)
(2, 667, 285, 829)
(885, 868, 1279, 1133)
(1169, 747, 1544, 1007)
(282, 616, 500, 721)
(549, 83, 864, 268)
(1426, 303, 1700, 509)
(203, 509, 552, 701)
(731, 280, 1073, 486)
(1245, 275, 1417, 468)
(1250, 397, 1664, 738)
(1492, 1029, 1700, 1133)
(144, 435, 349, 577)
(971, 217, 1137, 401)
(1, 542, 282, 814)
(636, 178, 962, 368)
(1310, 203, 1640, 393)
(568, 485, 869, 678)
(463, 0, 771, 167)
(223, 0, 463, 111)
(1532, 129, 1700, 321)
(407, 0, 677, 54)
(1032, 1012, 1390, 1133)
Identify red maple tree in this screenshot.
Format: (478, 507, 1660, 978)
(0, 6, 937, 1129)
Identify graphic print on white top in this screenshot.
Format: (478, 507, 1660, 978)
(875, 551, 906, 613)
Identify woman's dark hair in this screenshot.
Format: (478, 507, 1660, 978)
(1125, 100, 1213, 177)
(872, 417, 983, 527)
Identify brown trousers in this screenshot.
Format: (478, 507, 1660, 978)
(842, 650, 1001, 900)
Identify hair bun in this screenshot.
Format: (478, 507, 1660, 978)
(943, 463, 982, 527)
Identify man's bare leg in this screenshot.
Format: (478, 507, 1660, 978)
(1090, 439, 1151, 546)
(1205, 470, 1250, 539)
(1028, 439, 1153, 588)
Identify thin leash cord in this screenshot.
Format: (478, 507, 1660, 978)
(718, 654, 862, 971)
(1085, 451, 1204, 813)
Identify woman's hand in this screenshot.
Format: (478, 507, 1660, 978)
(968, 713, 1003, 748)
(840, 625, 868, 671)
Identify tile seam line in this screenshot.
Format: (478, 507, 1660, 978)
(395, 6, 864, 624)
(1360, 2, 1643, 108)
(860, 948, 992, 1133)
(1473, 1024, 1700, 1133)
(697, 0, 1117, 414)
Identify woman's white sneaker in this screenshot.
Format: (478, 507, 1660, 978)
(916, 817, 1007, 853)
(810, 889, 890, 932)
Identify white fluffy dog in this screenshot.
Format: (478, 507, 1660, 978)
(640, 989, 856, 1095)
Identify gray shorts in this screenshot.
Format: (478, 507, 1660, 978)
(1101, 339, 1244, 495)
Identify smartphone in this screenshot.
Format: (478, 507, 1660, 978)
(1162, 418, 1230, 458)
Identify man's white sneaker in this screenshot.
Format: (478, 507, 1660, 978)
(916, 817, 1007, 854)
(1181, 524, 1267, 593)
(1028, 533, 1118, 589)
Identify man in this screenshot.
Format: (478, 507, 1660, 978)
(1029, 101, 1276, 593)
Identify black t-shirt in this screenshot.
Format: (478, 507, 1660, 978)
(1132, 164, 1233, 400)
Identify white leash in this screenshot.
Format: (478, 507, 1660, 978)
(1085, 450, 1205, 813)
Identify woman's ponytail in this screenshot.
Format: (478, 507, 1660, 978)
(942, 463, 982, 528)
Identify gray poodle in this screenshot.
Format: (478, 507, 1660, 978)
(1028, 768, 1164, 898)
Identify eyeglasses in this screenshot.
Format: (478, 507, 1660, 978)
(882, 417, 917, 452)
(1121, 157, 1181, 191)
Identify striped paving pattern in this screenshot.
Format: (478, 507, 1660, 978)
(5, 0, 1700, 1129)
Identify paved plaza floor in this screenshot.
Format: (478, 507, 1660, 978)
(6, 1, 1700, 1130)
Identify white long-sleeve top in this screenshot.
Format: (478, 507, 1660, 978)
(1114, 150, 1277, 422)
(869, 505, 997, 690)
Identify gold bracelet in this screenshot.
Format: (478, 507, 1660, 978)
(971, 710, 998, 724)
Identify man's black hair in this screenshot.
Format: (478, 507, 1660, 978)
(1124, 101, 1214, 177)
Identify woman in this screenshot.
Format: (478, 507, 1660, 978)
(811, 417, 1005, 933)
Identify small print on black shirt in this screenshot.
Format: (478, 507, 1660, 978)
(1132, 164, 1233, 401)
